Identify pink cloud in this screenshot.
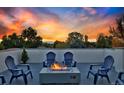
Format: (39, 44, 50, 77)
(83, 7, 97, 15)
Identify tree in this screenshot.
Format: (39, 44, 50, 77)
(33, 36, 42, 48)
(84, 35, 89, 47)
(109, 15, 124, 40)
(109, 15, 124, 47)
(53, 40, 68, 48)
(66, 32, 85, 48)
(88, 42, 96, 48)
(8, 33, 24, 48)
(1, 33, 24, 49)
(96, 33, 112, 48)
(21, 48, 29, 64)
(1, 26, 43, 49)
(1, 35, 12, 49)
(21, 27, 37, 41)
(96, 33, 106, 48)
(42, 42, 53, 48)
(0, 43, 4, 50)
(84, 35, 88, 42)
(21, 27, 42, 48)
(17, 35, 25, 48)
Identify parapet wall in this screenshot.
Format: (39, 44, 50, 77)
(0, 48, 124, 73)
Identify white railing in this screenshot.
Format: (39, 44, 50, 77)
(0, 48, 124, 73)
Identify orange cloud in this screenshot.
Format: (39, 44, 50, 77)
(79, 17, 115, 41)
(35, 21, 71, 42)
(0, 10, 16, 36)
(0, 9, 41, 38)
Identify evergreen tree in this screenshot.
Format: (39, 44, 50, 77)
(21, 48, 29, 64)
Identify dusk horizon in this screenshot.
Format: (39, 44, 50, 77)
(0, 7, 124, 42)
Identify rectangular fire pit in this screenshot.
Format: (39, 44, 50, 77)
(39, 67, 80, 84)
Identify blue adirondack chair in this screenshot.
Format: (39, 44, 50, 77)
(115, 72, 124, 85)
(87, 55, 114, 84)
(43, 52, 56, 67)
(5, 56, 33, 84)
(63, 52, 77, 67)
(0, 75, 6, 84)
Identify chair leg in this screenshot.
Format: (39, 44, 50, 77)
(94, 74, 98, 85)
(87, 71, 90, 79)
(23, 74, 28, 85)
(9, 76, 14, 84)
(106, 75, 111, 84)
(1, 76, 6, 84)
(30, 71, 33, 79)
(2, 77, 6, 84)
(115, 80, 118, 85)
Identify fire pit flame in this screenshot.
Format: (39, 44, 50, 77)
(50, 63, 67, 71)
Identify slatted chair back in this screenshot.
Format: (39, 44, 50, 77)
(5, 56, 17, 70)
(64, 52, 73, 67)
(102, 55, 114, 70)
(46, 52, 56, 67)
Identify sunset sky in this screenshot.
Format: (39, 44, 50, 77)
(0, 7, 124, 42)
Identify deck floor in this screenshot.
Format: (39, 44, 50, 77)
(0, 63, 118, 85)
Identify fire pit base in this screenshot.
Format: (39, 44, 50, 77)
(39, 67, 80, 84)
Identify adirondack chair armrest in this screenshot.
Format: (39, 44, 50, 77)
(98, 67, 110, 74)
(90, 64, 102, 70)
(18, 64, 30, 70)
(118, 72, 124, 80)
(98, 67, 106, 71)
(72, 60, 77, 67)
(0, 75, 4, 77)
(62, 61, 64, 64)
(62, 61, 77, 67)
(43, 60, 47, 67)
(10, 68, 24, 74)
